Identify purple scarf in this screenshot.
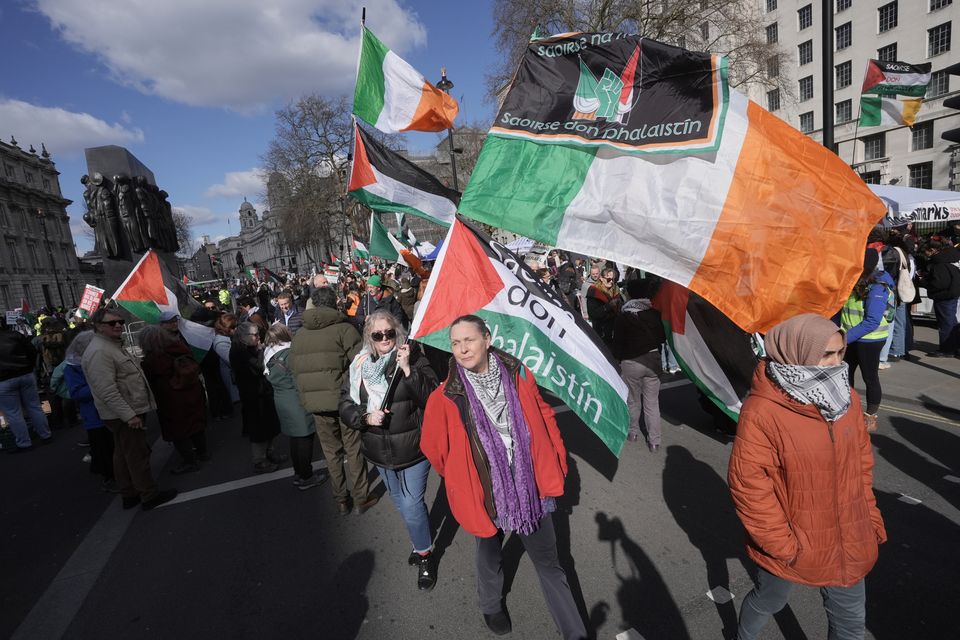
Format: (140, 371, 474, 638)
(458, 354, 545, 535)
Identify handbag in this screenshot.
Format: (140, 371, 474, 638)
(894, 247, 915, 303)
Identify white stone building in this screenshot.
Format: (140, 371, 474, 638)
(215, 199, 312, 277)
(0, 137, 82, 311)
(751, 0, 960, 189)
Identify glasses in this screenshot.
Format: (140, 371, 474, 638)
(371, 329, 397, 342)
(99, 319, 125, 327)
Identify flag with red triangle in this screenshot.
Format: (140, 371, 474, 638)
(410, 216, 629, 455)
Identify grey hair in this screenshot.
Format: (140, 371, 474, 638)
(138, 324, 176, 353)
(233, 321, 259, 343)
(362, 310, 406, 353)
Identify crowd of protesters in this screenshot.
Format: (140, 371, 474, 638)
(1, 220, 959, 639)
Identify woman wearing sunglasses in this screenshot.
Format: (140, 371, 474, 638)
(338, 309, 439, 590)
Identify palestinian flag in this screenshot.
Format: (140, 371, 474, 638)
(411, 217, 630, 455)
(859, 96, 923, 127)
(112, 251, 214, 360)
(369, 213, 428, 277)
(243, 267, 259, 282)
(353, 25, 458, 133)
(861, 59, 932, 97)
(652, 280, 759, 420)
(323, 264, 340, 285)
(353, 239, 370, 260)
(457, 34, 884, 333)
(349, 122, 460, 227)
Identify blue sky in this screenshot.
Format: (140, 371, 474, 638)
(0, 0, 498, 254)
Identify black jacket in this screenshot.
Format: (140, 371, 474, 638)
(0, 330, 37, 381)
(612, 305, 665, 361)
(230, 342, 280, 442)
(351, 292, 408, 330)
(338, 343, 438, 470)
(925, 246, 960, 301)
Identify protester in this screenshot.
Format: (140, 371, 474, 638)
(264, 324, 329, 490)
(82, 309, 177, 510)
(729, 313, 885, 640)
(585, 267, 622, 345)
(212, 312, 240, 405)
(230, 321, 284, 472)
(339, 310, 439, 589)
(421, 315, 587, 639)
(395, 275, 417, 321)
(290, 287, 378, 515)
(139, 325, 210, 474)
(612, 279, 665, 450)
(237, 295, 269, 338)
(275, 291, 303, 335)
(353, 274, 407, 330)
(0, 318, 54, 452)
(839, 249, 895, 433)
(63, 331, 115, 489)
(920, 238, 960, 358)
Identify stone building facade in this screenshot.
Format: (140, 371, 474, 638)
(215, 199, 311, 277)
(0, 138, 82, 311)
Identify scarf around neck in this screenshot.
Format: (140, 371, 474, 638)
(767, 361, 851, 422)
(459, 353, 544, 535)
(354, 348, 395, 412)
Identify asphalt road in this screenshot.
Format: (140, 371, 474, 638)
(2, 325, 958, 640)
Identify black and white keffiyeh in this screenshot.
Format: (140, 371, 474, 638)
(767, 361, 851, 422)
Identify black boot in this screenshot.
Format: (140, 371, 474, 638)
(416, 552, 437, 591)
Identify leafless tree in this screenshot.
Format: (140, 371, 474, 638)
(172, 209, 193, 257)
(488, 0, 791, 101)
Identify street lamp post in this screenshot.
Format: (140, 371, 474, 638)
(436, 67, 460, 192)
(35, 208, 65, 308)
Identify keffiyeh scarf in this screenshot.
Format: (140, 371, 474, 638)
(767, 361, 851, 422)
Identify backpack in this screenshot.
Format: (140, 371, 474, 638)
(893, 247, 915, 303)
(49, 361, 72, 400)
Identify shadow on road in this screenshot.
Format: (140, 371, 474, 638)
(873, 420, 959, 511)
(916, 393, 960, 422)
(324, 549, 375, 640)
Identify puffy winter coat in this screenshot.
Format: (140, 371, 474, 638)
(289, 306, 362, 413)
(265, 347, 314, 438)
(0, 330, 38, 381)
(728, 363, 886, 587)
(421, 348, 568, 538)
(925, 246, 960, 301)
(338, 343, 438, 470)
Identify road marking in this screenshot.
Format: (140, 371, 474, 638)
(158, 460, 329, 508)
(615, 629, 646, 640)
(880, 404, 960, 427)
(706, 586, 735, 604)
(898, 494, 922, 505)
(552, 379, 691, 415)
(944, 475, 960, 484)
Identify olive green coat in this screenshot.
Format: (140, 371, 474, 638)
(289, 306, 362, 414)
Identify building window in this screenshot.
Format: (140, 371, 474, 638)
(799, 40, 813, 65)
(798, 5, 813, 30)
(42, 177, 50, 191)
(912, 121, 934, 150)
(4, 164, 15, 179)
(700, 22, 709, 41)
(0, 284, 9, 309)
(836, 99, 852, 123)
(836, 61, 852, 88)
(836, 0, 852, 10)
(928, 70, 950, 96)
(5, 241, 19, 269)
(799, 112, 815, 133)
(929, 22, 951, 56)
(860, 171, 882, 184)
(767, 55, 780, 78)
(878, 2, 898, 33)
(766, 23, 778, 44)
(27, 243, 40, 270)
(799, 76, 814, 101)
(767, 0, 778, 11)
(767, 89, 781, 112)
(0, 203, 7, 227)
(930, 0, 952, 11)
(24, 172, 34, 185)
(878, 43, 897, 62)
(836, 22, 852, 50)
(864, 134, 886, 160)
(909, 162, 933, 189)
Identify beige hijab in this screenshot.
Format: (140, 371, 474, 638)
(765, 314, 843, 366)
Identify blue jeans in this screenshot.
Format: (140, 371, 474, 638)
(0, 373, 52, 448)
(738, 567, 866, 640)
(377, 458, 433, 553)
(889, 303, 907, 357)
(932, 298, 959, 353)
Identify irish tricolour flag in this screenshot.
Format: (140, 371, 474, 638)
(410, 217, 630, 455)
(459, 34, 885, 333)
(112, 250, 214, 360)
(859, 96, 923, 127)
(353, 26, 458, 134)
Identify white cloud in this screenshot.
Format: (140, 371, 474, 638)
(34, 0, 428, 111)
(0, 98, 144, 158)
(174, 204, 223, 226)
(204, 168, 265, 199)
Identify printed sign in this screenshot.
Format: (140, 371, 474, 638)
(78, 284, 105, 317)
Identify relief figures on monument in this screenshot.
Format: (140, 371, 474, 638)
(81, 172, 179, 259)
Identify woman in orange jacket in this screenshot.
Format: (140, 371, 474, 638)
(729, 314, 886, 640)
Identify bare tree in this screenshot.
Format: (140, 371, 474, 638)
(488, 0, 790, 101)
(172, 209, 193, 257)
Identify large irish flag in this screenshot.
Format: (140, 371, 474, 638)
(458, 34, 885, 333)
(353, 26, 459, 134)
(411, 217, 630, 455)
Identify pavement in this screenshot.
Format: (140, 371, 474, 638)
(1, 324, 957, 640)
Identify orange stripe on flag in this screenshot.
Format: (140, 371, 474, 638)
(401, 82, 459, 133)
(689, 102, 885, 333)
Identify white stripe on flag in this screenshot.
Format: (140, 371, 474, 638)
(369, 165, 458, 225)
(672, 310, 743, 414)
(378, 50, 425, 132)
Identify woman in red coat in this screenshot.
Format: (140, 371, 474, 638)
(421, 315, 586, 639)
(728, 314, 886, 640)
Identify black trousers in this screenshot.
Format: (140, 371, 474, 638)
(289, 433, 315, 480)
(87, 426, 114, 480)
(845, 340, 883, 414)
(173, 432, 208, 463)
(475, 514, 587, 640)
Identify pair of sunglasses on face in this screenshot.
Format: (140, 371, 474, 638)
(99, 319, 125, 327)
(371, 329, 397, 342)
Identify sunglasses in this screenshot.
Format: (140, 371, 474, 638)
(99, 319, 125, 327)
(371, 329, 397, 342)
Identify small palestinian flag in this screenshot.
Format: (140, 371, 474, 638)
(353, 25, 459, 133)
(861, 59, 932, 97)
(349, 122, 460, 228)
(353, 239, 370, 260)
(652, 280, 759, 420)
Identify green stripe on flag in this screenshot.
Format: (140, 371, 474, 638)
(369, 214, 400, 261)
(117, 300, 161, 324)
(859, 96, 882, 127)
(458, 136, 597, 246)
(353, 27, 388, 127)
(352, 189, 453, 228)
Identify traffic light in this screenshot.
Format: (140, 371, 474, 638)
(940, 62, 960, 144)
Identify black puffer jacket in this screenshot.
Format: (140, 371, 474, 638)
(0, 330, 37, 381)
(925, 246, 960, 301)
(338, 343, 438, 470)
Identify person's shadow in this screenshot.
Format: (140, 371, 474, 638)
(872, 425, 959, 511)
(663, 446, 805, 640)
(321, 550, 375, 640)
(428, 478, 460, 567)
